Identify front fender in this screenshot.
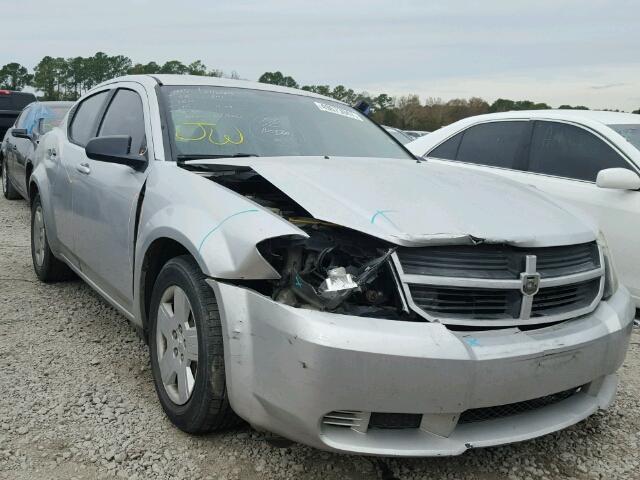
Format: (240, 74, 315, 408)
(132, 162, 306, 325)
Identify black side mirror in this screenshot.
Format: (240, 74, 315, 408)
(11, 128, 31, 139)
(85, 135, 147, 170)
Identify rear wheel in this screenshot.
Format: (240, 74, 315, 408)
(149, 255, 239, 433)
(31, 194, 75, 282)
(2, 159, 20, 200)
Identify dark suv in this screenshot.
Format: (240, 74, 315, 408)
(0, 90, 37, 142)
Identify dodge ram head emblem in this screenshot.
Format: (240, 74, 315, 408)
(521, 273, 541, 296)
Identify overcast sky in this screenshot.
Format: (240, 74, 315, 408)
(2, 0, 638, 110)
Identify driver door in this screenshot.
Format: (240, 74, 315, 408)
(71, 84, 151, 314)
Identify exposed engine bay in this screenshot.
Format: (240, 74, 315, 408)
(183, 163, 411, 319)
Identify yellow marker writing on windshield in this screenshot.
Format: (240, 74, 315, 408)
(175, 122, 244, 145)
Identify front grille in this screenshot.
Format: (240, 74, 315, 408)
(532, 279, 600, 316)
(409, 284, 521, 319)
(536, 242, 600, 278)
(458, 387, 582, 424)
(368, 413, 422, 430)
(394, 241, 603, 327)
(397, 242, 599, 280)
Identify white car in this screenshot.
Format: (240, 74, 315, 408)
(407, 110, 640, 307)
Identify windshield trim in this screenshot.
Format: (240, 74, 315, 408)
(157, 84, 417, 162)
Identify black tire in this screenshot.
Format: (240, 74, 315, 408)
(31, 194, 75, 282)
(149, 255, 239, 433)
(2, 158, 20, 200)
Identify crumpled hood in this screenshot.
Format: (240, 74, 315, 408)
(195, 156, 596, 247)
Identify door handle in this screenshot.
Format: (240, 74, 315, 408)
(12, 145, 17, 151)
(76, 162, 91, 175)
(47, 148, 56, 158)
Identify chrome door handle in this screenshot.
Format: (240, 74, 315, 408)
(47, 148, 57, 157)
(12, 145, 17, 150)
(76, 162, 91, 175)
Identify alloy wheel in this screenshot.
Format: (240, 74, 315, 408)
(156, 285, 199, 405)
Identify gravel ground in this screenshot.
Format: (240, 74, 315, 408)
(0, 192, 639, 480)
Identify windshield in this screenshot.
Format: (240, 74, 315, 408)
(160, 86, 412, 160)
(609, 123, 640, 151)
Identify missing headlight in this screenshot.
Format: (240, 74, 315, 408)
(258, 225, 412, 319)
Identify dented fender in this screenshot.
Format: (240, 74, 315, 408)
(132, 162, 306, 325)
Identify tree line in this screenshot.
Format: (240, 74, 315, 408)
(1, 55, 637, 132)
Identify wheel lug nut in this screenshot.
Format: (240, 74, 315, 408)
(173, 347, 178, 356)
(180, 354, 184, 362)
(172, 330, 177, 339)
(178, 325, 183, 333)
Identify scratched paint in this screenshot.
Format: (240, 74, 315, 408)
(198, 209, 259, 252)
(370, 209, 399, 229)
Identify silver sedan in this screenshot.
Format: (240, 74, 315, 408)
(29, 75, 634, 456)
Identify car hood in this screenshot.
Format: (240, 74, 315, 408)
(192, 156, 596, 247)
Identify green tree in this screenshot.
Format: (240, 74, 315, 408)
(0, 62, 33, 90)
(259, 71, 299, 88)
(187, 60, 207, 76)
(161, 60, 189, 74)
(129, 61, 161, 75)
(33, 56, 58, 100)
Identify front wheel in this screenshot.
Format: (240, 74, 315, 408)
(149, 255, 239, 433)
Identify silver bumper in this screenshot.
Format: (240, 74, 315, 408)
(209, 280, 635, 456)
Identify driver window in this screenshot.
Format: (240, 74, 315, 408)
(98, 89, 147, 157)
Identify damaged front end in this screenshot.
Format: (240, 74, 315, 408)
(184, 162, 411, 320)
(258, 228, 408, 318)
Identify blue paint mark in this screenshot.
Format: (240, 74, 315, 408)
(294, 274, 303, 288)
(198, 209, 259, 252)
(465, 337, 480, 347)
(370, 209, 398, 228)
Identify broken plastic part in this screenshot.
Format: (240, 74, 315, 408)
(318, 267, 359, 299)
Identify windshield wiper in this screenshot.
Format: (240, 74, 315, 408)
(177, 153, 260, 162)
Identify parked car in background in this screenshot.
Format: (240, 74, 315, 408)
(2, 101, 73, 200)
(403, 129, 429, 139)
(0, 90, 37, 172)
(406, 110, 640, 308)
(382, 125, 414, 144)
(30, 75, 633, 456)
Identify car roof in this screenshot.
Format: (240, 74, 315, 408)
(463, 109, 640, 126)
(94, 74, 343, 104)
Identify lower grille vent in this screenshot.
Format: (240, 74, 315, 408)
(458, 387, 581, 424)
(322, 410, 366, 429)
(368, 413, 422, 430)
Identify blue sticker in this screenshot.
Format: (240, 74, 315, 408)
(295, 274, 303, 289)
(465, 337, 480, 347)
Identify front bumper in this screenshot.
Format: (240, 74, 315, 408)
(209, 280, 635, 456)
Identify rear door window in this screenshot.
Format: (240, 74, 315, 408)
(69, 91, 110, 146)
(429, 121, 529, 170)
(456, 121, 529, 169)
(528, 121, 632, 182)
(429, 132, 463, 159)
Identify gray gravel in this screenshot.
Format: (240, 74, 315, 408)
(1, 192, 639, 480)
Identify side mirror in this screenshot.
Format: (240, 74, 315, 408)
(353, 100, 372, 117)
(596, 168, 640, 190)
(11, 128, 31, 139)
(85, 135, 147, 170)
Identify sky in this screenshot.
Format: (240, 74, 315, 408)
(1, 0, 639, 111)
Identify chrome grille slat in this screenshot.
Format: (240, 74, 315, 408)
(393, 241, 603, 327)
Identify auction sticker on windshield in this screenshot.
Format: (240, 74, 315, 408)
(314, 101, 363, 121)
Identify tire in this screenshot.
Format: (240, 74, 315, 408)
(149, 255, 239, 433)
(2, 158, 20, 200)
(31, 194, 75, 282)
